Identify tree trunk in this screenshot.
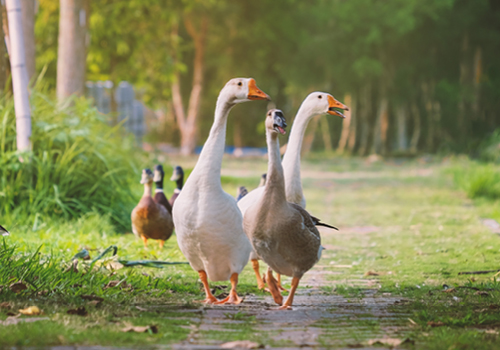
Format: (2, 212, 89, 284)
(2, 4, 10, 55)
(347, 94, 357, 154)
(20, 0, 35, 83)
(6, 0, 31, 151)
(472, 46, 482, 117)
(171, 14, 208, 155)
(395, 104, 408, 152)
(302, 116, 319, 155)
(358, 84, 371, 156)
(370, 96, 388, 155)
(409, 102, 421, 154)
(320, 115, 332, 152)
(337, 93, 352, 154)
(0, 4, 6, 92)
(56, 0, 88, 100)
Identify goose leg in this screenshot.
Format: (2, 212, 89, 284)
(251, 259, 265, 289)
(215, 273, 243, 305)
(158, 240, 165, 249)
(197, 270, 218, 304)
(266, 267, 283, 305)
(276, 274, 288, 292)
(141, 236, 148, 247)
(279, 277, 300, 310)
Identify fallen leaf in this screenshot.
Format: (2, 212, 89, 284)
(489, 304, 499, 309)
(364, 271, 380, 276)
(408, 318, 417, 325)
(0, 316, 49, 326)
(121, 325, 158, 334)
(65, 260, 79, 273)
(0, 301, 11, 309)
(9, 282, 27, 293)
(80, 295, 104, 302)
(135, 306, 148, 311)
(107, 261, 124, 270)
(37, 290, 49, 296)
(6, 311, 17, 316)
(87, 300, 102, 307)
(485, 329, 499, 335)
(67, 307, 88, 316)
(220, 340, 263, 349)
(427, 321, 445, 327)
(443, 288, 456, 293)
(19, 306, 42, 315)
(475, 291, 489, 296)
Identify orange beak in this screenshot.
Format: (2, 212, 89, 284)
(247, 79, 271, 101)
(327, 95, 349, 118)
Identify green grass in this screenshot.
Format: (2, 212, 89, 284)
(2, 155, 500, 348)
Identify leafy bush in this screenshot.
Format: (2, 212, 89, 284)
(452, 162, 500, 200)
(479, 129, 500, 164)
(0, 90, 142, 231)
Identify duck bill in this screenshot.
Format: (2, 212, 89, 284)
(247, 79, 271, 100)
(327, 95, 349, 118)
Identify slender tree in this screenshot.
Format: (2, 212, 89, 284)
(56, 0, 88, 100)
(6, 0, 31, 151)
(21, 0, 35, 82)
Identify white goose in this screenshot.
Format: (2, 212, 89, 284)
(238, 92, 348, 289)
(172, 78, 270, 304)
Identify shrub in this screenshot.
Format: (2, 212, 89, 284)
(452, 163, 500, 200)
(0, 89, 142, 231)
(479, 129, 500, 164)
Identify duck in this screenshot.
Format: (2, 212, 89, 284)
(0, 224, 9, 236)
(243, 109, 338, 309)
(238, 92, 348, 289)
(169, 166, 184, 207)
(172, 78, 270, 304)
(153, 165, 173, 215)
(236, 186, 248, 201)
(131, 168, 174, 248)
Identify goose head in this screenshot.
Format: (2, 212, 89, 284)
(140, 168, 154, 185)
(170, 166, 184, 182)
(222, 78, 270, 104)
(266, 109, 287, 135)
(302, 92, 349, 118)
(153, 165, 164, 183)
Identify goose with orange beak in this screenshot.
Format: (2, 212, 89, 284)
(238, 92, 348, 291)
(172, 78, 270, 305)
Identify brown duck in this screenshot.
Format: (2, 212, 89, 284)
(131, 169, 174, 248)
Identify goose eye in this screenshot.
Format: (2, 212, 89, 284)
(238, 82, 242, 86)
(318, 95, 322, 99)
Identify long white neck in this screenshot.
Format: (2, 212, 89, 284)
(263, 130, 286, 203)
(189, 92, 234, 187)
(281, 102, 317, 207)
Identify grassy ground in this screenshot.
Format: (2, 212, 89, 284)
(1, 155, 500, 349)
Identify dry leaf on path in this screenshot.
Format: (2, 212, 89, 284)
(67, 307, 88, 316)
(427, 321, 445, 327)
(87, 300, 101, 307)
(121, 325, 158, 334)
(364, 271, 381, 276)
(220, 340, 263, 349)
(443, 288, 456, 293)
(9, 282, 27, 293)
(475, 291, 489, 296)
(81, 295, 104, 302)
(19, 306, 42, 315)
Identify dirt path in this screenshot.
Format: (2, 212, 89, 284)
(171, 231, 413, 349)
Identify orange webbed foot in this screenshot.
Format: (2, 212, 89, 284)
(214, 292, 243, 305)
(266, 268, 283, 305)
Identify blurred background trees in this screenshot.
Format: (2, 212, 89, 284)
(5, 0, 500, 156)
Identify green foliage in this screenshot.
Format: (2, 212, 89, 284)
(479, 129, 500, 164)
(451, 162, 500, 200)
(0, 90, 141, 231)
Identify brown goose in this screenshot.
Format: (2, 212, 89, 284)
(153, 164, 173, 214)
(243, 109, 337, 309)
(131, 169, 174, 248)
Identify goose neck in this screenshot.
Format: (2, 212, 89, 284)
(143, 183, 153, 197)
(264, 130, 286, 202)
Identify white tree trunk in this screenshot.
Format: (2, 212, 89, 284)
(6, 0, 31, 151)
(57, 0, 87, 100)
(21, 0, 35, 82)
